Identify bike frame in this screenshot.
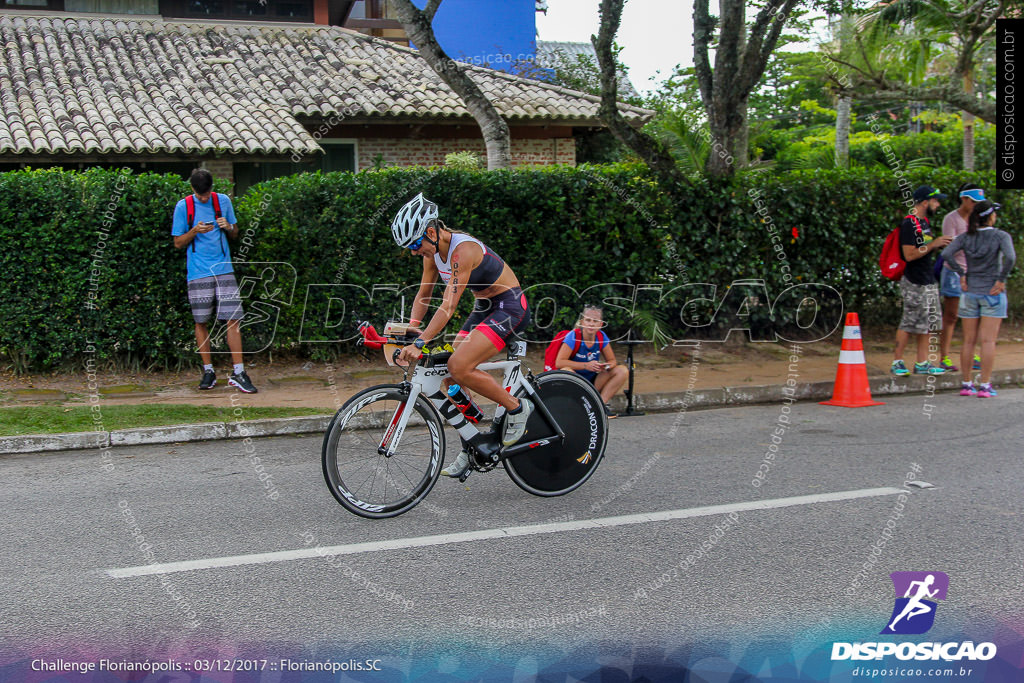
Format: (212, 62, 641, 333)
(377, 341, 566, 463)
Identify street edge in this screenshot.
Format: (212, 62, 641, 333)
(2, 369, 1022, 455)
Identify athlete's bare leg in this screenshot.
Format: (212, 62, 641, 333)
(447, 331, 519, 411)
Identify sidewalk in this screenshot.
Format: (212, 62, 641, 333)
(3, 332, 1024, 455)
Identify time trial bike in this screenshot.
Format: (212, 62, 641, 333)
(321, 321, 609, 519)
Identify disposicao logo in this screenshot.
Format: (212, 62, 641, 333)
(882, 571, 948, 635)
(831, 572, 997, 662)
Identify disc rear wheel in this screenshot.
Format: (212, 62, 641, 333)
(503, 371, 608, 496)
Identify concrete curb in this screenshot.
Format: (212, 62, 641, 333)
(109, 422, 227, 448)
(225, 416, 332, 439)
(3, 369, 1023, 455)
(0, 431, 107, 455)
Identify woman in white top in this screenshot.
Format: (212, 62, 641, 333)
(391, 194, 534, 477)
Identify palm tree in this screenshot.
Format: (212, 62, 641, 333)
(859, 0, 1006, 171)
(833, 8, 857, 168)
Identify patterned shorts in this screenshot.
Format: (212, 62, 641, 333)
(188, 273, 245, 323)
(898, 278, 940, 334)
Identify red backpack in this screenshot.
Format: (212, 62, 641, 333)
(879, 214, 923, 281)
(544, 329, 583, 372)
(185, 192, 226, 255)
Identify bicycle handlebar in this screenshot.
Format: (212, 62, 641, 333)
(357, 321, 389, 349)
(357, 322, 426, 374)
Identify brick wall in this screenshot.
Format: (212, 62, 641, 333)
(357, 137, 576, 170)
(193, 138, 575, 189)
(201, 159, 234, 188)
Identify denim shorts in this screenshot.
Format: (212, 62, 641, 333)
(959, 292, 1007, 319)
(939, 267, 963, 298)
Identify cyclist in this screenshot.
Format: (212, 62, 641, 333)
(393, 194, 533, 478)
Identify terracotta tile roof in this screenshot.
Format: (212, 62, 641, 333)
(0, 15, 651, 157)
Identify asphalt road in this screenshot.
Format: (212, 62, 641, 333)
(1, 390, 1022, 678)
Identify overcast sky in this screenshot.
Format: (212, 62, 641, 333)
(535, 0, 691, 95)
(535, 1, 827, 96)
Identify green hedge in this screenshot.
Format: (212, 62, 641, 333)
(849, 127, 997, 170)
(1, 165, 1019, 371)
(774, 126, 997, 171)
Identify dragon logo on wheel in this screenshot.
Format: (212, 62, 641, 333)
(580, 396, 598, 464)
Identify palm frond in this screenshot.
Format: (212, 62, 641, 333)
(630, 307, 672, 348)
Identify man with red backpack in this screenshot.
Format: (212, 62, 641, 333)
(890, 185, 953, 377)
(172, 169, 257, 393)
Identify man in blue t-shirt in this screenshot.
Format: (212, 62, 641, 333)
(554, 305, 628, 417)
(172, 169, 256, 393)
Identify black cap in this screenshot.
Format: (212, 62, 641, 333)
(912, 185, 947, 203)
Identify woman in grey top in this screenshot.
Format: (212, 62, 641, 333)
(941, 200, 1016, 397)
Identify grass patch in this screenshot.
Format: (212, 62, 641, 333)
(0, 404, 333, 437)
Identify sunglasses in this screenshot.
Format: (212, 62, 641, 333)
(407, 235, 425, 251)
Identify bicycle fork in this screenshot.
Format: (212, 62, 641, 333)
(376, 384, 424, 457)
(376, 380, 488, 459)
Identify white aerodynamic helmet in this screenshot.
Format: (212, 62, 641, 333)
(391, 193, 438, 248)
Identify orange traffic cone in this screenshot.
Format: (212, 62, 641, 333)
(820, 312, 885, 408)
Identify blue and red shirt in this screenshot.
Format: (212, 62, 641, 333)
(563, 329, 609, 381)
(171, 193, 237, 282)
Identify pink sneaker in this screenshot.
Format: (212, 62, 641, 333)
(976, 385, 993, 398)
(960, 384, 976, 396)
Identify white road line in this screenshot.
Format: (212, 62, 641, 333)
(106, 487, 905, 578)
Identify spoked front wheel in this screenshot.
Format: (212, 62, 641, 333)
(322, 384, 446, 518)
(504, 371, 608, 497)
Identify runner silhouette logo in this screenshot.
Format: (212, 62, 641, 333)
(881, 571, 949, 635)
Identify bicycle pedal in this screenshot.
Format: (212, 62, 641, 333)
(458, 469, 472, 483)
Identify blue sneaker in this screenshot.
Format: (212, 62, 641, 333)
(913, 362, 945, 375)
(972, 355, 982, 370)
(891, 360, 910, 377)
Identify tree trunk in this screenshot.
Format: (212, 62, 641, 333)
(835, 96, 851, 168)
(392, 0, 512, 169)
(834, 9, 853, 169)
(734, 105, 749, 168)
(734, 21, 749, 168)
(694, 0, 799, 178)
(962, 71, 975, 171)
(594, 0, 688, 190)
(705, 111, 743, 177)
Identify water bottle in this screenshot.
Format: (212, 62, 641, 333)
(447, 384, 484, 424)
